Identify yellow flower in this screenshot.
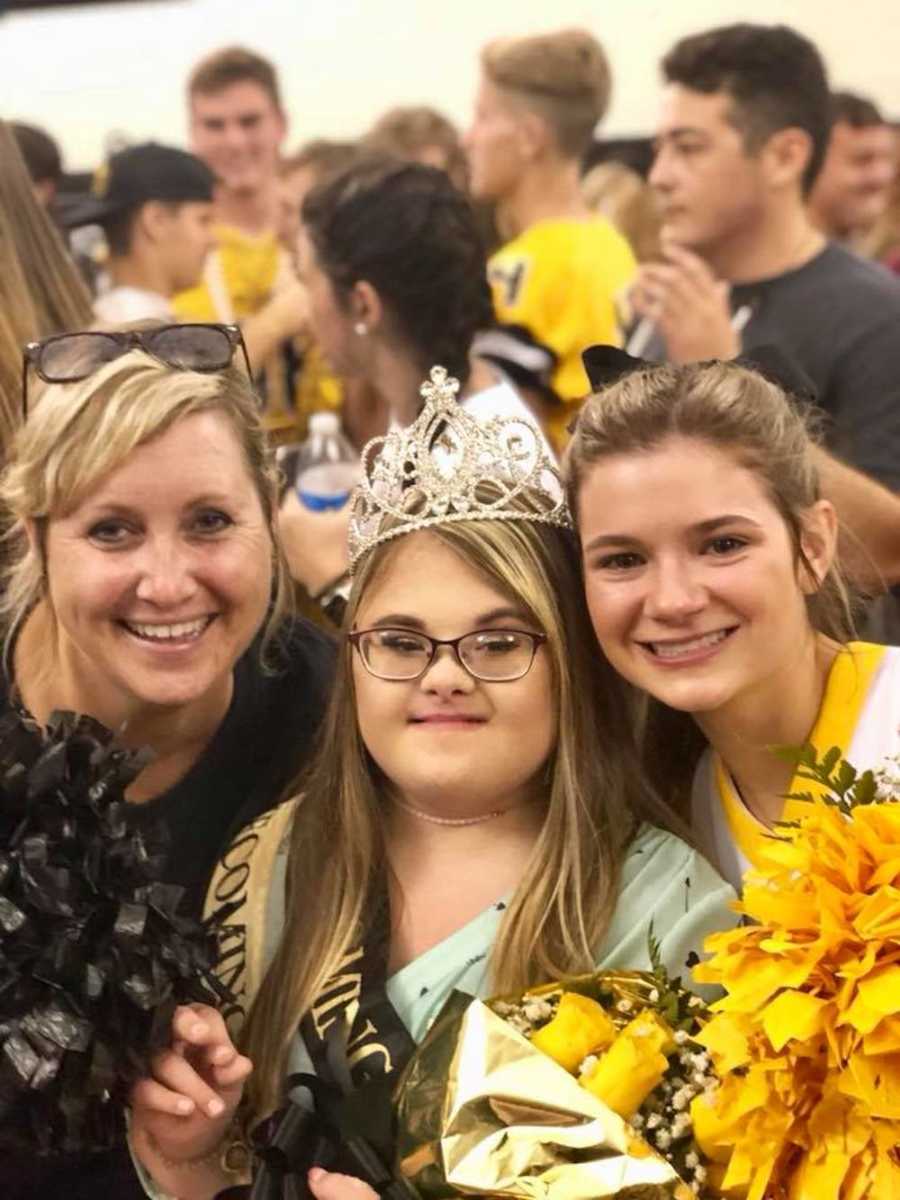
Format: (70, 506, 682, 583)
(529, 991, 616, 1072)
(579, 1009, 675, 1118)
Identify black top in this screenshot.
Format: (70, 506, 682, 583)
(124, 616, 336, 913)
(0, 615, 336, 1199)
(647, 243, 900, 491)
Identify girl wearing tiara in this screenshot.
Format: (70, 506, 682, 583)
(129, 368, 734, 1199)
(566, 351, 900, 894)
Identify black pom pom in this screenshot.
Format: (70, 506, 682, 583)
(0, 708, 234, 1155)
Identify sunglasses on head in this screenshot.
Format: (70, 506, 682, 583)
(21, 322, 254, 417)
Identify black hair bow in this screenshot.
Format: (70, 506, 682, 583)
(580, 343, 818, 405)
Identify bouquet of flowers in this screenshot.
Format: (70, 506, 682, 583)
(393, 943, 716, 1199)
(389, 746, 900, 1200)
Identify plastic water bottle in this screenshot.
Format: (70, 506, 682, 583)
(293, 412, 360, 511)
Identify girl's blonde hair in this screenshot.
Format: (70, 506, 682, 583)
(0, 121, 93, 457)
(565, 358, 856, 810)
(241, 510, 684, 1126)
(0, 351, 290, 660)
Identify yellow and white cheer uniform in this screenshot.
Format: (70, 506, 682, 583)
(691, 641, 900, 891)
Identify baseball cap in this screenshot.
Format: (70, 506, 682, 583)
(60, 142, 215, 228)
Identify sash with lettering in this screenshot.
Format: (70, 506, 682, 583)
(207, 800, 416, 1200)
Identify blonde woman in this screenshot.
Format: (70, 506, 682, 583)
(129, 368, 735, 1200)
(6, 328, 334, 907)
(566, 349, 900, 892)
(4, 327, 334, 1197)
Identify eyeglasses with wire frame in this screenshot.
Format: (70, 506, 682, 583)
(21, 323, 254, 417)
(348, 627, 548, 683)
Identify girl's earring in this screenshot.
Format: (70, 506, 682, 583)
(354, 322, 368, 336)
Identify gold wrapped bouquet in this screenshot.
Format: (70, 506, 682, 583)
(393, 949, 716, 1199)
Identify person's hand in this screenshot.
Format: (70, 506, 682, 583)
(262, 277, 311, 343)
(279, 488, 352, 595)
(308, 1166, 379, 1200)
(631, 241, 739, 363)
(242, 279, 311, 369)
(130, 1004, 252, 1187)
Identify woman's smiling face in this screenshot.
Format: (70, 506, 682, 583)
(577, 435, 835, 717)
(41, 410, 273, 718)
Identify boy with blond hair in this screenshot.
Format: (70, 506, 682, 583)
(466, 28, 636, 446)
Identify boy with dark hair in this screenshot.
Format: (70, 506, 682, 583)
(634, 22, 900, 497)
(660, 22, 832, 195)
(62, 142, 215, 323)
(810, 91, 896, 243)
(465, 27, 636, 448)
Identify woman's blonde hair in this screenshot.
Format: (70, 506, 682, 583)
(240, 509, 684, 1126)
(0, 351, 290, 661)
(565, 358, 856, 810)
(0, 122, 93, 457)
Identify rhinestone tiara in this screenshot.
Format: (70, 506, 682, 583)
(347, 366, 573, 572)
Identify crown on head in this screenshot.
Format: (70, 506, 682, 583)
(347, 366, 573, 572)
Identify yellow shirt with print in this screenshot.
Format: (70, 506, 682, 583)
(173, 224, 341, 432)
(487, 217, 636, 446)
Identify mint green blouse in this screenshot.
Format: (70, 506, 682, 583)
(135, 822, 735, 1198)
(285, 823, 735, 1075)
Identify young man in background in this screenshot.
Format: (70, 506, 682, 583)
(466, 27, 636, 448)
(177, 46, 307, 415)
(63, 142, 215, 323)
(809, 91, 896, 247)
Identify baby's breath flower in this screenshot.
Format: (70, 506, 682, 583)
(672, 1088, 691, 1111)
(672, 1112, 692, 1137)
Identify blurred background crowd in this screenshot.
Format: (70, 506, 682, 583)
(4, 3, 900, 633)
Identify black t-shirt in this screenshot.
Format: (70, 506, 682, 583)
(124, 616, 336, 913)
(648, 243, 900, 491)
(0, 615, 335, 1198)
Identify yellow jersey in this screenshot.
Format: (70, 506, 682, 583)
(486, 217, 636, 445)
